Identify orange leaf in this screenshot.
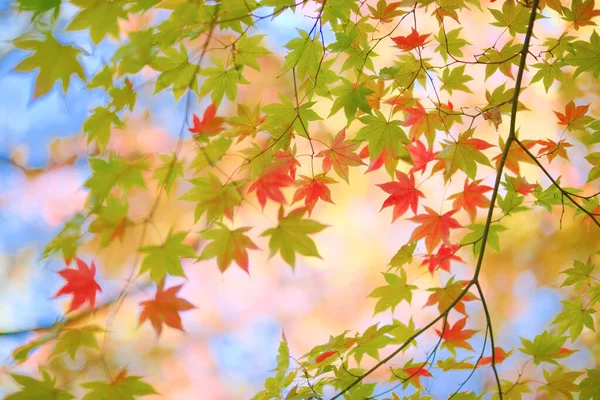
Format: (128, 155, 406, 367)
(403, 365, 433, 386)
(448, 179, 493, 221)
(316, 128, 364, 183)
(392, 29, 431, 52)
(274, 150, 301, 180)
(377, 171, 424, 222)
(554, 101, 591, 129)
(359, 146, 387, 173)
(421, 244, 463, 274)
(408, 207, 462, 253)
(247, 165, 294, 209)
(189, 104, 225, 136)
(536, 139, 573, 163)
(292, 175, 336, 215)
(507, 176, 538, 195)
(436, 317, 478, 353)
(480, 347, 510, 365)
(408, 140, 438, 174)
(139, 281, 195, 336)
(54, 258, 102, 313)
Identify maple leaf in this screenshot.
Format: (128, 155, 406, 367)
(247, 164, 294, 209)
(261, 207, 328, 268)
(6, 368, 74, 400)
(403, 101, 442, 143)
(139, 281, 195, 336)
(274, 150, 301, 180)
(554, 101, 592, 131)
(139, 231, 196, 283)
(421, 244, 463, 274)
(396, 363, 433, 387)
(492, 138, 536, 175)
(54, 258, 102, 313)
(384, 93, 415, 114)
(226, 103, 263, 142)
(316, 128, 364, 183)
(480, 347, 511, 366)
(81, 369, 157, 400)
(13, 33, 85, 99)
(507, 176, 538, 195)
(536, 139, 573, 163)
(198, 223, 259, 273)
(562, 0, 600, 30)
(292, 175, 337, 215)
(436, 317, 478, 355)
(448, 179, 493, 221)
(180, 173, 243, 222)
(188, 104, 225, 136)
(368, 0, 404, 23)
(408, 207, 462, 253)
(369, 269, 417, 314)
(360, 146, 387, 173)
(392, 28, 431, 52)
(425, 277, 478, 315)
(519, 331, 577, 365)
(408, 140, 438, 174)
(377, 171, 424, 222)
(438, 130, 494, 180)
(51, 326, 103, 361)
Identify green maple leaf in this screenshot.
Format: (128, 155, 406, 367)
(84, 107, 123, 151)
(490, 0, 539, 36)
(198, 223, 259, 273)
(349, 323, 394, 365)
(262, 95, 322, 139)
(87, 65, 115, 90)
(218, 0, 258, 33)
(552, 298, 595, 340)
(389, 242, 417, 270)
(13, 34, 85, 99)
(368, 269, 417, 314)
(561, 259, 595, 290)
(519, 331, 576, 365)
(539, 367, 582, 400)
(151, 43, 199, 101)
(435, 27, 470, 62)
(378, 53, 426, 90)
(12, 328, 61, 363)
(6, 368, 74, 400)
(51, 326, 102, 360)
(198, 59, 250, 106)
(585, 152, 600, 182)
(480, 40, 522, 80)
(329, 78, 373, 122)
(531, 61, 566, 92)
(282, 30, 324, 81)
(188, 137, 232, 172)
(67, 0, 128, 44)
(355, 109, 409, 159)
(139, 231, 196, 282)
(84, 155, 149, 206)
(579, 369, 600, 400)
(179, 173, 243, 222)
(88, 196, 131, 247)
(16, 0, 61, 19)
(440, 65, 473, 94)
(437, 130, 493, 180)
(565, 30, 600, 79)
(152, 153, 184, 193)
(113, 29, 157, 76)
(235, 34, 271, 71)
(226, 104, 262, 141)
(437, 357, 476, 371)
(108, 82, 136, 112)
(461, 224, 507, 255)
(81, 371, 157, 400)
(42, 213, 85, 263)
(492, 380, 532, 400)
(261, 207, 328, 268)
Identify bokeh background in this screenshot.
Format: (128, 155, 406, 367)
(0, 0, 599, 398)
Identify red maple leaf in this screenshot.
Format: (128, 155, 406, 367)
(139, 281, 195, 336)
(247, 165, 294, 209)
(392, 28, 431, 51)
(274, 150, 301, 180)
(480, 347, 509, 365)
(54, 258, 102, 313)
(403, 101, 441, 140)
(448, 179, 493, 221)
(189, 104, 225, 136)
(436, 317, 478, 352)
(408, 207, 462, 253)
(377, 171, 424, 222)
(408, 140, 438, 174)
(554, 101, 591, 128)
(316, 350, 337, 363)
(317, 128, 364, 183)
(292, 175, 336, 215)
(359, 146, 387, 173)
(569, 0, 600, 30)
(536, 139, 573, 163)
(507, 176, 538, 195)
(421, 244, 463, 274)
(384, 94, 414, 114)
(403, 365, 433, 386)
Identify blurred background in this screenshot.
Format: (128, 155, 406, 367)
(0, 0, 599, 398)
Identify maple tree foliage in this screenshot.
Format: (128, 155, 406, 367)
(2, 0, 600, 399)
